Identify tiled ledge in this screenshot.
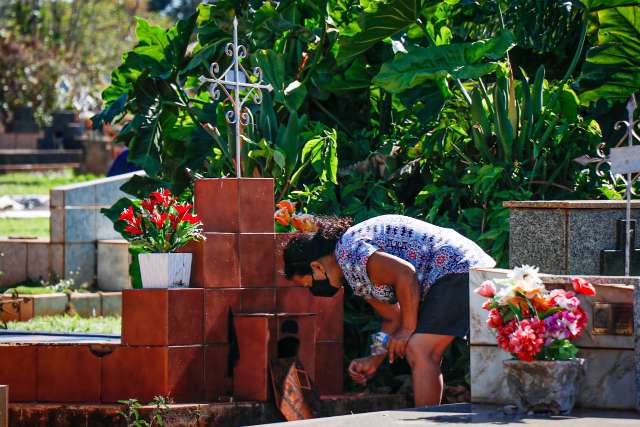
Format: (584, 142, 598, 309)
(504, 200, 640, 209)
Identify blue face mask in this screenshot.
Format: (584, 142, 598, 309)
(310, 274, 340, 298)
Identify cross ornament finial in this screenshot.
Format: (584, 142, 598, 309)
(198, 17, 273, 178)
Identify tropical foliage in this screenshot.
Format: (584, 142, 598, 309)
(93, 0, 640, 391)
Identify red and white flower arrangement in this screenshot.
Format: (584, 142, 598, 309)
(117, 188, 205, 252)
(475, 265, 596, 361)
(274, 200, 318, 233)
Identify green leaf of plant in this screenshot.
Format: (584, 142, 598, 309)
(284, 80, 308, 112)
(578, 6, 640, 105)
(92, 93, 128, 129)
(577, 0, 640, 12)
(337, 0, 420, 65)
(373, 30, 515, 94)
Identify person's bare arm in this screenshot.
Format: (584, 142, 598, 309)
(366, 251, 420, 363)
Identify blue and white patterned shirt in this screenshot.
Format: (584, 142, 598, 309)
(334, 215, 496, 303)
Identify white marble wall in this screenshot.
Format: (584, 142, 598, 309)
(469, 267, 638, 410)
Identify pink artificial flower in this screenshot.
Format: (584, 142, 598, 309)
(475, 280, 496, 298)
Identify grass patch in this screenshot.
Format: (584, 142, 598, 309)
(0, 217, 49, 238)
(0, 169, 102, 196)
(5, 315, 121, 335)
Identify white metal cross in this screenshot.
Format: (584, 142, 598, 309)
(198, 17, 273, 178)
(575, 95, 640, 276)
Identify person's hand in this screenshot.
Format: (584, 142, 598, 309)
(387, 328, 413, 364)
(348, 356, 382, 384)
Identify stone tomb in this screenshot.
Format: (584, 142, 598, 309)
(0, 178, 344, 404)
(469, 267, 639, 410)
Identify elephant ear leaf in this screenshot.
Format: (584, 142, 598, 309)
(373, 30, 515, 95)
(337, 0, 420, 65)
(578, 6, 640, 105)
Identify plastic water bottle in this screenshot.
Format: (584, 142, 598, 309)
(370, 332, 389, 356)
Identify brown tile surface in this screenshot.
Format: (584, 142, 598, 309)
(0, 345, 37, 401)
(239, 233, 275, 287)
(313, 288, 344, 342)
(177, 240, 204, 287)
(195, 178, 239, 233)
(101, 346, 167, 403)
(274, 233, 297, 287)
(276, 314, 316, 381)
(204, 289, 242, 344)
(201, 233, 240, 288)
(204, 344, 232, 401)
(121, 289, 203, 346)
(238, 178, 274, 233)
(315, 341, 344, 396)
(168, 346, 204, 403)
(240, 288, 276, 313)
(36, 345, 101, 402)
(276, 286, 315, 314)
(233, 315, 275, 401)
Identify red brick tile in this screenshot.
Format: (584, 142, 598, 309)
(37, 345, 101, 402)
(240, 288, 277, 313)
(239, 233, 274, 287)
(238, 178, 274, 233)
(204, 289, 242, 344)
(201, 233, 240, 288)
(194, 178, 274, 233)
(0, 345, 36, 401)
(276, 314, 316, 381)
(315, 342, 343, 396)
(195, 178, 239, 233)
(313, 288, 344, 341)
(204, 344, 232, 401)
(276, 287, 315, 314)
(233, 314, 276, 401)
(121, 288, 203, 346)
(168, 346, 204, 403)
(102, 346, 167, 403)
(177, 240, 204, 287)
(274, 233, 297, 287)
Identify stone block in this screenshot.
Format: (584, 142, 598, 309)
(240, 288, 277, 313)
(56, 182, 97, 207)
(568, 209, 640, 275)
(93, 175, 131, 206)
(69, 292, 101, 317)
(470, 345, 637, 409)
(100, 292, 122, 317)
(121, 288, 204, 346)
(97, 240, 131, 291)
(49, 188, 64, 209)
(315, 341, 343, 396)
(95, 212, 122, 240)
(36, 345, 101, 402)
(64, 207, 97, 242)
(204, 344, 232, 401)
(26, 241, 50, 281)
(32, 293, 68, 317)
(50, 208, 64, 243)
(204, 289, 242, 344)
(233, 314, 276, 401)
(49, 243, 64, 278)
(239, 233, 274, 287)
(194, 178, 274, 233)
(469, 268, 511, 346)
(0, 345, 37, 402)
(509, 208, 567, 274)
(275, 233, 297, 287)
(0, 241, 27, 287)
(64, 242, 96, 286)
(102, 345, 204, 404)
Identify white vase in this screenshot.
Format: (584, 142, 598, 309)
(138, 253, 192, 288)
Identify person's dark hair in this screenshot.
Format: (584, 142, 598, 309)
(283, 216, 353, 279)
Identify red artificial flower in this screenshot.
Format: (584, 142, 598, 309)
(175, 203, 193, 219)
(274, 207, 291, 226)
(496, 318, 545, 362)
(276, 200, 295, 214)
(574, 305, 588, 337)
(486, 308, 503, 329)
(150, 188, 173, 206)
(572, 277, 596, 296)
(151, 212, 168, 229)
(124, 224, 143, 235)
(182, 212, 201, 225)
(169, 213, 180, 230)
(118, 206, 135, 223)
(141, 198, 155, 213)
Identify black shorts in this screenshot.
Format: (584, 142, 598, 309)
(414, 273, 469, 338)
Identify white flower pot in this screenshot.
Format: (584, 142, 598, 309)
(138, 253, 192, 288)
